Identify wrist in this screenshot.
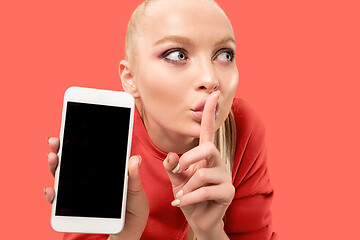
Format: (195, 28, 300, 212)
(192, 222, 228, 240)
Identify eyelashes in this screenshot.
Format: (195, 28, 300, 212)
(160, 47, 235, 64)
(214, 48, 235, 62)
(160, 48, 188, 63)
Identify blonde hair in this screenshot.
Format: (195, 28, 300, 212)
(125, 0, 237, 239)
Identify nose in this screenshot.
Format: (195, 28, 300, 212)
(194, 59, 219, 93)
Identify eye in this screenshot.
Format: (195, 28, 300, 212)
(162, 49, 188, 63)
(215, 49, 235, 63)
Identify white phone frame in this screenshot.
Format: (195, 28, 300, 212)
(51, 87, 134, 234)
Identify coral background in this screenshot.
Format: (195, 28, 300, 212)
(1, 0, 359, 239)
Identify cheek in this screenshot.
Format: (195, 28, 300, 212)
(227, 70, 239, 94)
(221, 71, 238, 101)
(136, 64, 188, 110)
(217, 72, 238, 126)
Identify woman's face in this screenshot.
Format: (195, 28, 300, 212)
(129, 0, 238, 149)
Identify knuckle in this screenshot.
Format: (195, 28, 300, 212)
(206, 142, 217, 153)
(210, 145, 220, 160)
(199, 188, 210, 200)
(201, 142, 210, 152)
(203, 143, 219, 165)
(219, 184, 235, 204)
(225, 172, 232, 183)
(196, 168, 207, 183)
(226, 184, 235, 199)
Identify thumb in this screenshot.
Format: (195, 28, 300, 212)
(127, 155, 143, 192)
(126, 155, 149, 215)
(114, 156, 148, 239)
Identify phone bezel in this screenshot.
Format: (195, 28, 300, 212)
(51, 87, 134, 234)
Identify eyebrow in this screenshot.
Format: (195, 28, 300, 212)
(214, 36, 236, 47)
(153, 35, 192, 46)
(153, 35, 236, 47)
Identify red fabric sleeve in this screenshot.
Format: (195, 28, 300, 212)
(224, 99, 278, 240)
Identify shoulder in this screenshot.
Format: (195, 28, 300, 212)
(231, 98, 266, 140)
(225, 99, 275, 237)
(230, 98, 269, 187)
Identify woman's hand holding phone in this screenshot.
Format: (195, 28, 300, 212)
(163, 91, 235, 240)
(45, 137, 149, 240)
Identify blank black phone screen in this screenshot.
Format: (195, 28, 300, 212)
(55, 102, 131, 218)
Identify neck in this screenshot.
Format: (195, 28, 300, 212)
(147, 125, 198, 154)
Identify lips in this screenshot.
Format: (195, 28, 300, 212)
(191, 97, 219, 122)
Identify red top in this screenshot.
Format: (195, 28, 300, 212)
(63, 98, 278, 240)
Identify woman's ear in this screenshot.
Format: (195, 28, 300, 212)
(119, 60, 140, 98)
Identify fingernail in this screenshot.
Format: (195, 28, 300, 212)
(47, 137, 51, 143)
(171, 199, 180, 207)
(165, 152, 172, 163)
(175, 190, 183, 199)
(44, 188, 47, 196)
(172, 163, 181, 173)
(46, 152, 50, 159)
(137, 155, 142, 167)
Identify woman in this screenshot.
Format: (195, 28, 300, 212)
(45, 0, 277, 239)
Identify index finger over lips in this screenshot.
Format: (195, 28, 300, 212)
(199, 91, 219, 145)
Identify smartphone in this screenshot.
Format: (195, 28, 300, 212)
(51, 87, 134, 234)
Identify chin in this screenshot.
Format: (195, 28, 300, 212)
(183, 122, 201, 138)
